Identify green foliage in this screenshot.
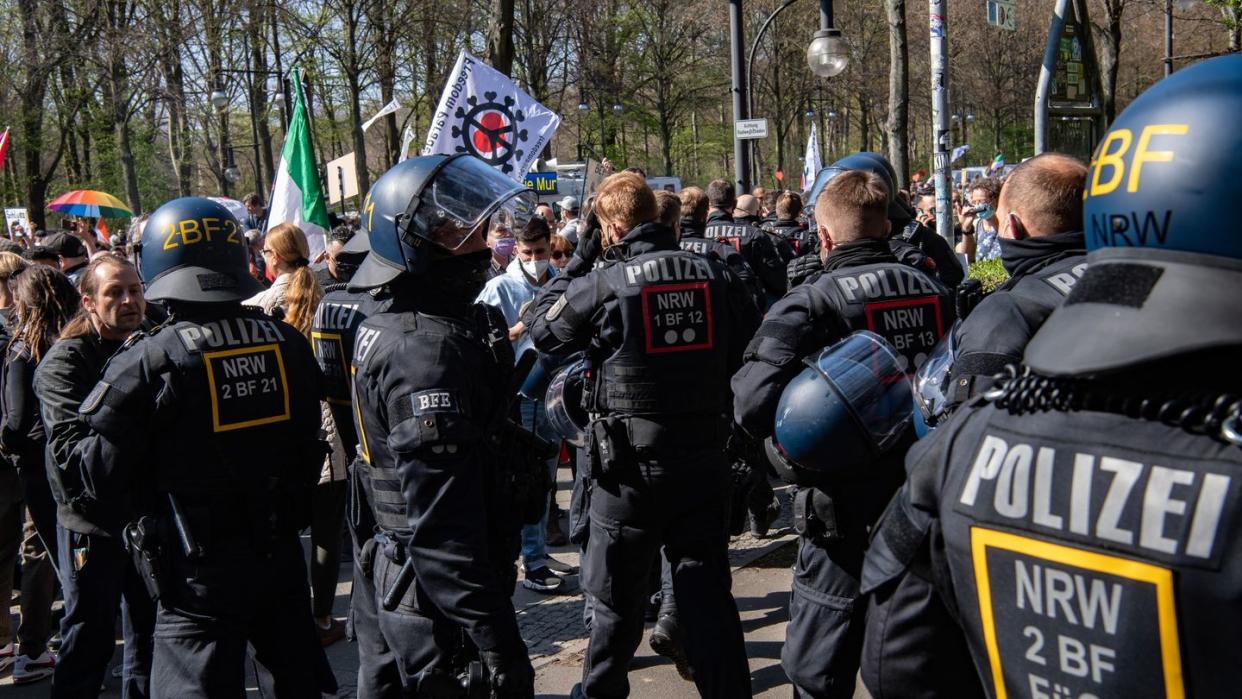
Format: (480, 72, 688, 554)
(969, 257, 1009, 293)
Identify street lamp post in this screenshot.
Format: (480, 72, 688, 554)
(613, 102, 625, 165)
(212, 68, 289, 197)
(577, 100, 588, 161)
(741, 0, 847, 192)
(728, 0, 750, 193)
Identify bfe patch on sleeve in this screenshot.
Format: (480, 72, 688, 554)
(970, 527, 1183, 699)
(203, 344, 291, 432)
(640, 282, 713, 354)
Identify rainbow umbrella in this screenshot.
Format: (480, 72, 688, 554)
(48, 190, 132, 219)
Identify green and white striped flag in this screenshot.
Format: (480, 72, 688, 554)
(266, 74, 330, 258)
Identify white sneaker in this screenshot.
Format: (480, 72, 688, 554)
(13, 651, 55, 685)
(0, 642, 13, 674)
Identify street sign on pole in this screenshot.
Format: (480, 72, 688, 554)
(735, 118, 769, 140)
(987, 0, 1016, 31)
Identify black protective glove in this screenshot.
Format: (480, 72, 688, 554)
(786, 254, 822, 288)
(567, 212, 602, 277)
(955, 278, 984, 320)
(480, 648, 534, 699)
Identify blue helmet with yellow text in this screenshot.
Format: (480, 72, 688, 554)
(350, 154, 536, 290)
(1026, 54, 1242, 376)
(140, 197, 261, 303)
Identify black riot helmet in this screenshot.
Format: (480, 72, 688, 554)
(350, 154, 537, 290)
(140, 197, 263, 303)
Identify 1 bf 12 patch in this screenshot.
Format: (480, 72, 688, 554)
(640, 282, 713, 354)
(971, 527, 1184, 699)
(203, 343, 291, 432)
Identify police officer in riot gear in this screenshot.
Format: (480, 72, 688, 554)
(704, 179, 787, 306)
(676, 186, 763, 308)
(761, 192, 817, 259)
(527, 172, 758, 698)
(943, 153, 1088, 407)
(310, 233, 400, 697)
(732, 167, 954, 698)
(861, 54, 1242, 699)
(73, 197, 332, 696)
(348, 154, 535, 698)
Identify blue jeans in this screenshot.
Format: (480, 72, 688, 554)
(519, 398, 559, 569)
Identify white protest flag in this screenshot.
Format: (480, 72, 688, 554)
(422, 50, 561, 181)
(362, 98, 402, 132)
(801, 123, 822, 191)
(399, 122, 416, 163)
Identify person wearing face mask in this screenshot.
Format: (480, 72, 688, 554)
(938, 153, 1088, 409)
(957, 177, 1002, 263)
(487, 218, 517, 281)
(477, 217, 578, 594)
(347, 155, 535, 698)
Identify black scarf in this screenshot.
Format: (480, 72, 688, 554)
(999, 231, 1086, 280)
(821, 238, 898, 272)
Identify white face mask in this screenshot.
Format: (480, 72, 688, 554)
(521, 258, 549, 279)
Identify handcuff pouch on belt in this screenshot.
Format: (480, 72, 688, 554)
(793, 487, 843, 543)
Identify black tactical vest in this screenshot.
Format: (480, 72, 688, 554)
(590, 247, 735, 418)
(81, 308, 323, 535)
(932, 393, 1242, 699)
(764, 221, 818, 258)
(808, 261, 955, 373)
(351, 306, 511, 535)
(312, 287, 392, 449)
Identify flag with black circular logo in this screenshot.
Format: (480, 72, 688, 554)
(422, 50, 561, 181)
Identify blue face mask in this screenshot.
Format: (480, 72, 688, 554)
(974, 204, 996, 220)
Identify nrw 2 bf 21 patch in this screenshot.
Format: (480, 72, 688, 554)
(640, 282, 713, 354)
(203, 343, 291, 432)
(971, 527, 1183, 699)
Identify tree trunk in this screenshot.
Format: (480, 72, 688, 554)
(18, 0, 52, 230)
(344, 11, 370, 195)
(1095, 0, 1124, 125)
(886, 0, 909, 186)
(248, 0, 274, 192)
(486, 0, 516, 76)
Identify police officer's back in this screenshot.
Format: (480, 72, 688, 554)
(762, 192, 818, 259)
(347, 155, 534, 698)
(703, 179, 788, 305)
(732, 168, 954, 698)
(74, 197, 330, 695)
(947, 154, 1089, 406)
(527, 172, 758, 698)
(861, 55, 1242, 699)
(676, 186, 763, 308)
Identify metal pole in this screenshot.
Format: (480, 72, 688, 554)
(729, 0, 751, 193)
(820, 0, 831, 30)
(1164, 0, 1173, 77)
(1033, 0, 1069, 155)
(928, 0, 952, 248)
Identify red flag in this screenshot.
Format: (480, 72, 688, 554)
(95, 217, 109, 243)
(0, 128, 10, 171)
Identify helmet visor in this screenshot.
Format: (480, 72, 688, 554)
(409, 156, 536, 251)
(807, 331, 912, 453)
(913, 320, 959, 428)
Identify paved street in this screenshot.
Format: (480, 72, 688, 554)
(1, 473, 872, 697)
